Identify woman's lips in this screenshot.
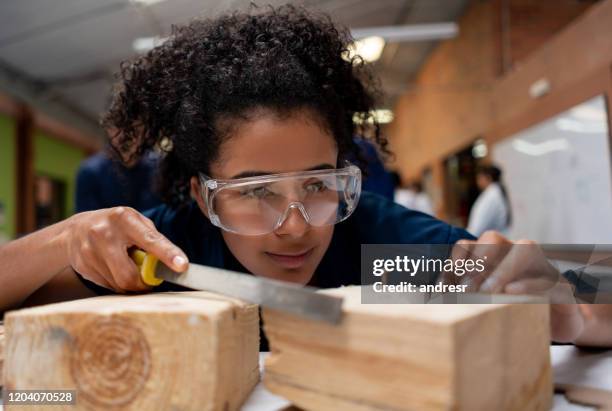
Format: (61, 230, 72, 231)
(265, 249, 313, 269)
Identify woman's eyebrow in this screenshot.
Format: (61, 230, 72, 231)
(230, 163, 336, 179)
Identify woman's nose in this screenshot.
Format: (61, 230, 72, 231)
(274, 203, 310, 238)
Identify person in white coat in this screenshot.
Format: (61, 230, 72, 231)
(467, 165, 511, 236)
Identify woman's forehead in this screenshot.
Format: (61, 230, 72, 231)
(212, 111, 338, 179)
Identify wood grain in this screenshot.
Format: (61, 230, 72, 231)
(263, 287, 552, 411)
(3, 292, 260, 411)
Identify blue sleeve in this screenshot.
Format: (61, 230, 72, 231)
(75, 164, 102, 213)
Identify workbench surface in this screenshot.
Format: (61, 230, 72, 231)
(2, 347, 611, 410)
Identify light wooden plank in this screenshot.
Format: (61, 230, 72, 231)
(263, 286, 552, 411)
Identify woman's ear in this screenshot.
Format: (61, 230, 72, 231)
(190, 176, 209, 218)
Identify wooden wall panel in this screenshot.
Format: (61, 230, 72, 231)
(387, 0, 498, 180)
(489, 0, 612, 138)
(389, 0, 607, 179)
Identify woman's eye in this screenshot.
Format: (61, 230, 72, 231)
(305, 181, 327, 193)
(241, 186, 272, 198)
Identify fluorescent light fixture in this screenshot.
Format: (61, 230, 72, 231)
(512, 138, 570, 156)
(569, 104, 607, 122)
(130, 0, 166, 5)
(345, 36, 385, 63)
(132, 36, 168, 52)
(353, 109, 394, 125)
(351, 23, 458, 42)
(556, 118, 608, 134)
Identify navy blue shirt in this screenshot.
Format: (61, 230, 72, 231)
(75, 152, 161, 213)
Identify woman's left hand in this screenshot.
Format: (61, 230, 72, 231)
(449, 231, 585, 343)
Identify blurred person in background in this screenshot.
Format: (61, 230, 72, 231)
(75, 145, 162, 213)
(35, 177, 54, 229)
(393, 173, 433, 215)
(467, 165, 511, 236)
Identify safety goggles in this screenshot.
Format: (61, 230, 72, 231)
(199, 163, 362, 236)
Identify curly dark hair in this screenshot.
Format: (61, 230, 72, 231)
(103, 4, 389, 207)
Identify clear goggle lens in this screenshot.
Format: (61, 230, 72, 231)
(200, 165, 361, 236)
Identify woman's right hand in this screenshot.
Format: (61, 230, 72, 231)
(65, 206, 189, 293)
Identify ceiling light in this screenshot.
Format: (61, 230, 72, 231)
(472, 139, 488, 159)
(132, 36, 167, 52)
(351, 23, 458, 43)
(556, 118, 608, 134)
(570, 105, 607, 122)
(130, 0, 166, 5)
(374, 109, 394, 124)
(353, 109, 394, 125)
(512, 139, 570, 156)
(346, 36, 385, 63)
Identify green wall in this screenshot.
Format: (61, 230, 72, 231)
(34, 131, 85, 218)
(0, 115, 16, 239)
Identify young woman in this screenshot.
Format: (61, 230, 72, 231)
(1, 6, 610, 346)
(467, 165, 511, 237)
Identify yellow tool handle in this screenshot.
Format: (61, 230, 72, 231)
(130, 249, 164, 286)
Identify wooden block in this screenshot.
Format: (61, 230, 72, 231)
(263, 287, 552, 411)
(3, 292, 260, 411)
